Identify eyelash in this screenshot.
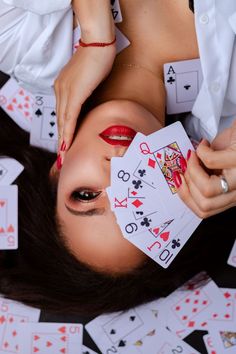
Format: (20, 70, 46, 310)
(70, 190, 102, 203)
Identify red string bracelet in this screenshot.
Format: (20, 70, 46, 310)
(79, 37, 116, 47)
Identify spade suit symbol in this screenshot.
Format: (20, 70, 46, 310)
(118, 340, 126, 347)
(110, 329, 116, 335)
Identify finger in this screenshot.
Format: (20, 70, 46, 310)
(185, 150, 223, 197)
(57, 88, 69, 151)
(62, 94, 82, 150)
(177, 173, 236, 218)
(197, 142, 236, 169)
(174, 172, 207, 217)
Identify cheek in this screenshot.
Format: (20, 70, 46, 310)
(61, 214, 146, 273)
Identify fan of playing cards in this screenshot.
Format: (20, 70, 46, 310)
(106, 122, 202, 269)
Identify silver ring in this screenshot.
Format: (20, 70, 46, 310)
(220, 175, 229, 194)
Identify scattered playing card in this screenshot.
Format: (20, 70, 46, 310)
(165, 273, 227, 335)
(85, 299, 164, 354)
(0, 297, 40, 353)
(227, 239, 236, 268)
(30, 94, 58, 153)
(203, 334, 217, 354)
(110, 0, 123, 23)
(0, 185, 18, 250)
(208, 322, 236, 354)
(123, 326, 200, 354)
(164, 59, 203, 114)
(0, 158, 24, 186)
(82, 344, 98, 354)
(18, 322, 83, 354)
(0, 77, 33, 132)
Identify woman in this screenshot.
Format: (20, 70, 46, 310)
(0, 0, 235, 314)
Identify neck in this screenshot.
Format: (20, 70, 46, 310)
(93, 61, 166, 126)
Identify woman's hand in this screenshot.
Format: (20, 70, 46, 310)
(54, 43, 116, 152)
(175, 121, 236, 218)
(54, 0, 115, 155)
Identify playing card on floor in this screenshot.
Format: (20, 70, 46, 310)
(82, 345, 98, 354)
(208, 322, 236, 354)
(122, 326, 200, 354)
(0, 185, 18, 250)
(85, 299, 164, 354)
(30, 94, 58, 153)
(0, 297, 40, 354)
(0, 158, 24, 186)
(164, 273, 227, 334)
(227, 239, 236, 268)
(18, 323, 83, 354)
(0, 77, 33, 132)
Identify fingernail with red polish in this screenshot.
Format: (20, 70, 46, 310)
(173, 171, 182, 188)
(57, 154, 62, 170)
(180, 157, 187, 173)
(60, 141, 67, 152)
(187, 149, 192, 161)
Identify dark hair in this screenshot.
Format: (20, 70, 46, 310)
(0, 109, 235, 316)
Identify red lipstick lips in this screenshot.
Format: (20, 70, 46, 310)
(99, 125, 137, 146)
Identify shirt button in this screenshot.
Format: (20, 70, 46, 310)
(211, 82, 221, 93)
(200, 13, 209, 25)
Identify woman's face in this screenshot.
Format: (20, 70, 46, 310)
(56, 100, 162, 273)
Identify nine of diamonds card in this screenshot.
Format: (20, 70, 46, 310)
(106, 122, 202, 268)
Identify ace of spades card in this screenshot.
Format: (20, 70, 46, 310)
(0, 185, 18, 250)
(30, 94, 58, 153)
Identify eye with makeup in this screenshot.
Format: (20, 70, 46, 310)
(70, 189, 102, 203)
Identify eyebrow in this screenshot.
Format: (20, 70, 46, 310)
(65, 204, 105, 217)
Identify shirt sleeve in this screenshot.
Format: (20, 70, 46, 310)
(3, 0, 71, 15)
(0, 0, 73, 94)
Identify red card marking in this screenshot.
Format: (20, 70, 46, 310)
(12, 330, 17, 337)
(34, 335, 40, 340)
(153, 228, 160, 235)
(12, 98, 17, 103)
(46, 341, 52, 347)
(7, 225, 14, 233)
(224, 291, 231, 299)
(33, 347, 39, 353)
(59, 326, 66, 333)
(131, 191, 137, 196)
(156, 153, 162, 159)
(148, 158, 156, 169)
(25, 96, 30, 101)
(132, 199, 143, 208)
(0, 316, 6, 324)
(18, 104, 23, 109)
(19, 90, 24, 96)
(6, 104, 14, 111)
(160, 232, 170, 242)
(61, 336, 67, 342)
(0, 201, 5, 207)
(0, 228, 5, 233)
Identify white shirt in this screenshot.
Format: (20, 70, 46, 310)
(0, 0, 73, 94)
(185, 0, 236, 141)
(0, 0, 236, 141)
